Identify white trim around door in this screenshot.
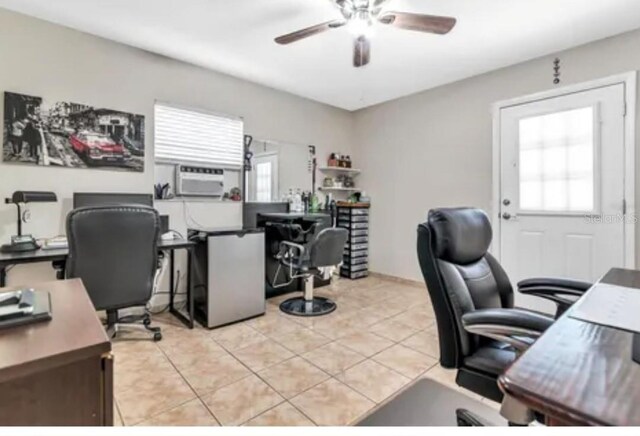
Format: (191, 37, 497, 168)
(491, 71, 637, 268)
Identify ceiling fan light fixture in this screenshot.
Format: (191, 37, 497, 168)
(348, 10, 373, 37)
(274, 1, 457, 68)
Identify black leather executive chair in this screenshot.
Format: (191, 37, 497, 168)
(417, 208, 590, 423)
(276, 227, 348, 316)
(66, 205, 162, 341)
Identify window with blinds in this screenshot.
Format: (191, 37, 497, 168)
(154, 103, 243, 168)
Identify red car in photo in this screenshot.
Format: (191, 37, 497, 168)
(69, 132, 130, 165)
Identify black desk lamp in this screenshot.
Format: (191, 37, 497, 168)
(1, 191, 57, 253)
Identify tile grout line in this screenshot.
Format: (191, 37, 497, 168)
(134, 335, 220, 426)
(118, 277, 434, 426)
(246, 342, 356, 425)
(200, 331, 313, 425)
(333, 366, 412, 406)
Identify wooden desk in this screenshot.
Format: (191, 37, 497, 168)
(499, 268, 640, 426)
(0, 279, 112, 425)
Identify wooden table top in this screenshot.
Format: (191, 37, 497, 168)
(0, 279, 110, 384)
(499, 268, 640, 426)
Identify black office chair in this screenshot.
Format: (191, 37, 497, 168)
(66, 205, 162, 341)
(276, 227, 348, 316)
(417, 208, 591, 424)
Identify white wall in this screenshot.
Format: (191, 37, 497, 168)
(0, 8, 353, 286)
(353, 28, 640, 282)
(4, 7, 640, 289)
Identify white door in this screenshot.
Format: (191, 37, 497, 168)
(499, 84, 627, 313)
(249, 153, 279, 202)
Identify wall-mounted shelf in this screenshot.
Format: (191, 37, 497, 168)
(318, 167, 361, 175)
(318, 187, 360, 192)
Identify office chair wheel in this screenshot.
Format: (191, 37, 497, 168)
(153, 332, 162, 342)
(280, 296, 337, 317)
(143, 317, 151, 326)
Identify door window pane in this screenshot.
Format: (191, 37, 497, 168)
(519, 107, 595, 212)
(256, 161, 272, 202)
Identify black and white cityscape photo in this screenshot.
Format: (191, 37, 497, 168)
(3, 91, 145, 172)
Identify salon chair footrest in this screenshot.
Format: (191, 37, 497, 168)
(279, 297, 337, 317)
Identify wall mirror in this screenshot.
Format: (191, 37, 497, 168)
(245, 138, 314, 203)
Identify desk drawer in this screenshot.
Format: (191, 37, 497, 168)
(344, 255, 368, 266)
(349, 236, 368, 244)
(340, 215, 369, 223)
(344, 248, 368, 258)
(345, 242, 368, 251)
(341, 262, 368, 272)
(350, 229, 369, 237)
(339, 222, 369, 230)
(340, 269, 369, 280)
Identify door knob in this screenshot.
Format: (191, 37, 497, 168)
(502, 212, 512, 220)
(503, 199, 511, 206)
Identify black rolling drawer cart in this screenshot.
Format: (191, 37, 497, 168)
(337, 203, 370, 279)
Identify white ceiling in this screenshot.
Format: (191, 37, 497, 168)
(2, 0, 640, 111)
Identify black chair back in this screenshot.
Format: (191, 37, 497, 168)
(417, 207, 514, 368)
(309, 227, 348, 268)
(66, 205, 160, 311)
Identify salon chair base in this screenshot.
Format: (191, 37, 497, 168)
(279, 296, 337, 317)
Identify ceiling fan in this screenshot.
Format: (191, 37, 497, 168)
(274, 0, 457, 68)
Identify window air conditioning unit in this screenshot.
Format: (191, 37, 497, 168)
(175, 164, 224, 197)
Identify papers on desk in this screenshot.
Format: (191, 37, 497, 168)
(570, 283, 640, 334)
(41, 236, 68, 250)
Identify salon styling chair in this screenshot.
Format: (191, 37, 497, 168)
(274, 226, 348, 316)
(66, 205, 162, 341)
(417, 207, 591, 425)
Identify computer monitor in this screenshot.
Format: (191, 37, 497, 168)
(73, 192, 154, 209)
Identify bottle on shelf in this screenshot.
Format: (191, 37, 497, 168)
(286, 188, 294, 210)
(328, 153, 338, 167)
(294, 189, 302, 212)
(339, 154, 349, 168)
(310, 193, 319, 213)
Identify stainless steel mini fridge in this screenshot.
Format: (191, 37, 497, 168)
(191, 227, 265, 328)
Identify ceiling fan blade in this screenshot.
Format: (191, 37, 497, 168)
(378, 11, 457, 35)
(353, 35, 371, 68)
(335, 0, 354, 9)
(275, 20, 345, 45)
(335, 0, 354, 19)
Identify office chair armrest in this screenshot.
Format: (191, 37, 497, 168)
(518, 278, 591, 316)
(462, 308, 554, 352)
(518, 277, 591, 293)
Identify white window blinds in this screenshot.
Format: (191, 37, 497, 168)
(154, 103, 243, 168)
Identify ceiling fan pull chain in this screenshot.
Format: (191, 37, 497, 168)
(553, 58, 561, 85)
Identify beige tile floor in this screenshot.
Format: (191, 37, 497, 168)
(112, 276, 497, 426)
